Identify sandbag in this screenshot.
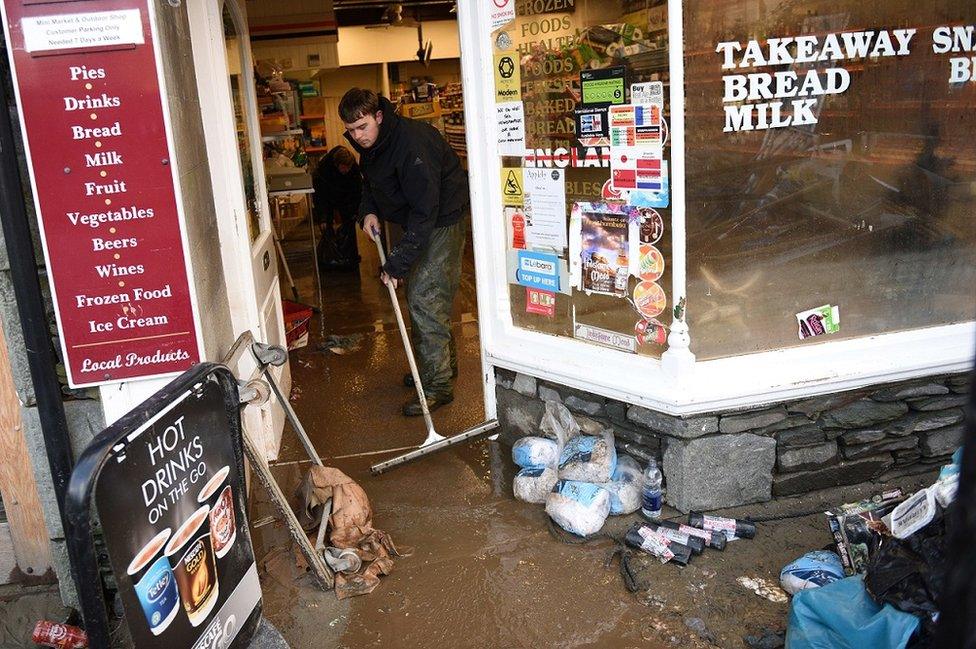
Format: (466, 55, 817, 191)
(787, 575, 918, 649)
(513, 467, 558, 504)
(601, 454, 642, 515)
(545, 480, 610, 537)
(512, 437, 559, 469)
(780, 551, 846, 595)
(558, 431, 617, 483)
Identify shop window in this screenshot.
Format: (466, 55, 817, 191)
(684, 0, 976, 360)
(496, 1, 673, 358)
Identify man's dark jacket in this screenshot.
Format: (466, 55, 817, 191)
(345, 96, 468, 278)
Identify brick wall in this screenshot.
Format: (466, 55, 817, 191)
(494, 368, 970, 512)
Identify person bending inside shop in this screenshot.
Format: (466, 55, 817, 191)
(313, 145, 363, 271)
(339, 87, 468, 417)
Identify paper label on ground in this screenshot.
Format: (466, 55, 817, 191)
(22, 9, 144, 52)
(637, 527, 675, 563)
(523, 168, 566, 249)
(703, 515, 738, 540)
(496, 102, 526, 156)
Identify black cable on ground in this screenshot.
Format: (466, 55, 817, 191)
(747, 507, 827, 523)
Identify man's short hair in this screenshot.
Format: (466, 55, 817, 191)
(339, 88, 380, 123)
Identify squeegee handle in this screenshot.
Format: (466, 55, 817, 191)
(372, 230, 436, 436)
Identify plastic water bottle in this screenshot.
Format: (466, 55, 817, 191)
(641, 459, 663, 520)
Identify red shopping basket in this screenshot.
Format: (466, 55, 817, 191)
(282, 300, 313, 350)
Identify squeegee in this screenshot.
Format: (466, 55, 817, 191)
(369, 230, 498, 474)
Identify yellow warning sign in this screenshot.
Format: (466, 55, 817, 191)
(501, 167, 523, 207)
(494, 52, 521, 102)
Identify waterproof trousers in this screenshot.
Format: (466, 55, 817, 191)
(406, 218, 465, 397)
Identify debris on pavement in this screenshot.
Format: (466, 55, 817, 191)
(779, 550, 845, 595)
(32, 621, 88, 648)
(743, 627, 786, 649)
(783, 452, 961, 646)
(321, 333, 363, 355)
(297, 466, 411, 599)
(826, 488, 905, 576)
(624, 522, 693, 566)
(683, 617, 716, 644)
(602, 454, 642, 515)
(737, 576, 789, 603)
(787, 575, 918, 649)
(658, 519, 727, 550)
(688, 511, 757, 540)
(557, 430, 616, 483)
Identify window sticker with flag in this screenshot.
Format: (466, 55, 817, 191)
(609, 104, 662, 148)
(610, 148, 663, 192)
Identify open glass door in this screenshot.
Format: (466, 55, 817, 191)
(188, 0, 289, 457)
(222, 0, 290, 458)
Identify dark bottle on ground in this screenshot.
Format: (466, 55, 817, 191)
(624, 522, 693, 566)
(688, 511, 757, 539)
(657, 519, 727, 550)
(644, 522, 706, 554)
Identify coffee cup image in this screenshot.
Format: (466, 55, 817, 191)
(127, 528, 179, 635)
(165, 505, 219, 627)
(197, 466, 237, 559)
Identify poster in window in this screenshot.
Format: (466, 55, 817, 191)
(579, 205, 632, 297)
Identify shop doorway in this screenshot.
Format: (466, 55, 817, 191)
(188, 0, 289, 457)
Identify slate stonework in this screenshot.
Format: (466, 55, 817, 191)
(493, 368, 970, 509)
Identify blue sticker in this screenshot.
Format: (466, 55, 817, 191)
(629, 183, 670, 209)
(516, 250, 560, 292)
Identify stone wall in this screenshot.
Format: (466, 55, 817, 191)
(494, 368, 970, 512)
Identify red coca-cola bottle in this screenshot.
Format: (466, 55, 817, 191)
(512, 212, 526, 249)
(32, 621, 88, 648)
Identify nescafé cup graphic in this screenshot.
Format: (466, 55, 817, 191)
(197, 466, 237, 559)
(126, 528, 179, 635)
(164, 505, 219, 627)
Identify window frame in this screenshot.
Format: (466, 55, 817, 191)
(456, 0, 976, 415)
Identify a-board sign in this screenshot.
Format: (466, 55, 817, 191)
(0, 0, 203, 387)
(93, 368, 260, 648)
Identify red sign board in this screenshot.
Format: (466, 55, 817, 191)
(1, 0, 202, 387)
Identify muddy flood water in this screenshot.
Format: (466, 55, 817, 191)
(248, 314, 935, 649)
(238, 241, 937, 649)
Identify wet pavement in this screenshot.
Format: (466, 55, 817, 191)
(253, 228, 940, 649)
(0, 225, 944, 647)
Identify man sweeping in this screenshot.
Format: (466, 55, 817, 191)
(339, 88, 468, 416)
